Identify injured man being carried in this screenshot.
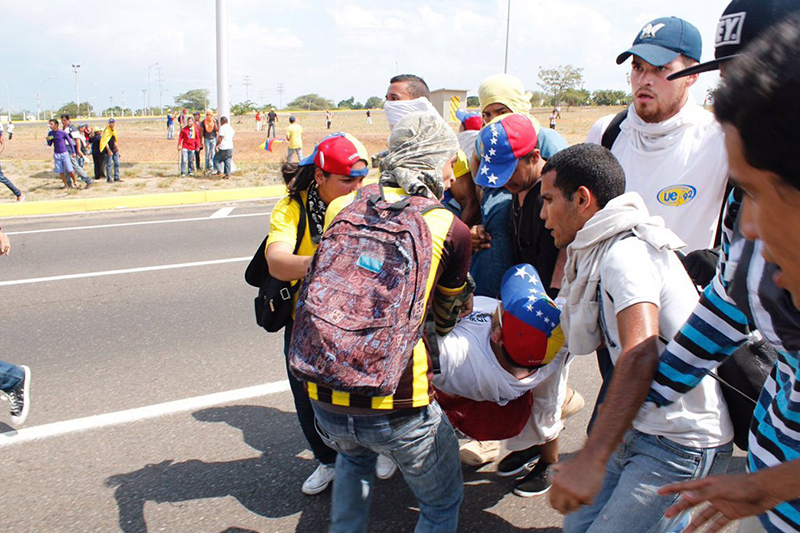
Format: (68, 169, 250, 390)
(432, 264, 567, 440)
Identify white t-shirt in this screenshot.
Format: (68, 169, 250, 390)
(434, 296, 565, 405)
(217, 123, 235, 150)
(586, 101, 728, 252)
(598, 236, 733, 447)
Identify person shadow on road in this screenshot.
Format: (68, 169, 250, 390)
(106, 404, 552, 532)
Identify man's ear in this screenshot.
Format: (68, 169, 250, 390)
(683, 72, 699, 89)
(529, 148, 542, 165)
(576, 185, 595, 211)
(314, 167, 325, 186)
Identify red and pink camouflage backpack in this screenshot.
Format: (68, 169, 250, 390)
(289, 183, 441, 397)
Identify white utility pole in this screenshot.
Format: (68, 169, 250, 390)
(72, 64, 81, 117)
(215, 0, 230, 119)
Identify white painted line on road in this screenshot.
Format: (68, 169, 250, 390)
(0, 256, 251, 287)
(210, 207, 236, 218)
(0, 380, 291, 447)
(6, 211, 270, 236)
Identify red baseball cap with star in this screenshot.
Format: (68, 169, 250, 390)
(475, 114, 538, 188)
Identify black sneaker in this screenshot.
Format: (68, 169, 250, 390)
(513, 460, 551, 497)
(496, 445, 541, 477)
(8, 365, 31, 427)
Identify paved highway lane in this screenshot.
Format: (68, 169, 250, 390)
(0, 203, 284, 424)
(0, 202, 744, 532)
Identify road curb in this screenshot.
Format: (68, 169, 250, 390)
(0, 185, 288, 218)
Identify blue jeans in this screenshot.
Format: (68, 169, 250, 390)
(312, 401, 463, 533)
(203, 138, 217, 170)
(214, 149, 232, 175)
(0, 162, 22, 198)
(180, 149, 195, 175)
(470, 187, 514, 297)
(563, 429, 733, 533)
(106, 152, 120, 181)
(267, 122, 276, 138)
(0, 359, 23, 393)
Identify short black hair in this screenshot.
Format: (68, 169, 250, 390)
(714, 13, 800, 192)
(60, 114, 70, 120)
(220, 116, 228, 124)
(48, 119, 58, 126)
(541, 143, 626, 208)
(390, 74, 431, 99)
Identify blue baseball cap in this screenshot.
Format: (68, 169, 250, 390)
(616, 17, 702, 66)
(475, 114, 538, 189)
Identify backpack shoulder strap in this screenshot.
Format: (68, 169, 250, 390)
(601, 110, 628, 151)
(291, 193, 306, 255)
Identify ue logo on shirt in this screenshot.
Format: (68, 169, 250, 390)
(657, 184, 697, 207)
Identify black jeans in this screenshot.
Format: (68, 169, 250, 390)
(284, 321, 337, 465)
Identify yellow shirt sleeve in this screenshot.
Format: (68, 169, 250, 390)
(266, 192, 315, 257)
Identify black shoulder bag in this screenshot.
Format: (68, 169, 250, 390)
(244, 196, 307, 332)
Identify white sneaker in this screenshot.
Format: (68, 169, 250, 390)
(459, 439, 501, 466)
(375, 454, 398, 480)
(301, 463, 335, 495)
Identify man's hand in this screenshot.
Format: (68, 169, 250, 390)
(549, 453, 608, 515)
(470, 225, 492, 254)
(659, 472, 783, 533)
(0, 230, 11, 256)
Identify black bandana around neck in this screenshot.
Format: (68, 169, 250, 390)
(306, 181, 327, 245)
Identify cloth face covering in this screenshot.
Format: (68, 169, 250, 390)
(383, 97, 438, 130)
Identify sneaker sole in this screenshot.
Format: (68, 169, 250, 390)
(496, 457, 540, 477)
(513, 483, 552, 498)
(10, 365, 31, 427)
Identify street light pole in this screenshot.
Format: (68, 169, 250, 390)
(215, 0, 230, 119)
(147, 62, 159, 115)
(142, 89, 147, 116)
(504, 0, 511, 74)
(72, 64, 81, 117)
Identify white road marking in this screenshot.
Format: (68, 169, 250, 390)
(0, 380, 290, 447)
(0, 257, 250, 287)
(7, 211, 269, 236)
(210, 207, 236, 218)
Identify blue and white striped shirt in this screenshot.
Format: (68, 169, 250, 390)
(649, 193, 800, 532)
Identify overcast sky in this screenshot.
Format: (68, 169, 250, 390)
(1, 0, 728, 114)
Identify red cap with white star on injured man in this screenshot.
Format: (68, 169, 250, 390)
(475, 113, 538, 189)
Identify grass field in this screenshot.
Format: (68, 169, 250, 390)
(0, 106, 623, 204)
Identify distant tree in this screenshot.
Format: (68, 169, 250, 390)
(57, 101, 94, 118)
(537, 65, 584, 107)
(231, 100, 258, 116)
(562, 88, 591, 107)
(288, 93, 334, 111)
(102, 106, 131, 117)
(174, 89, 210, 112)
(591, 89, 630, 106)
(364, 96, 384, 109)
(529, 91, 549, 108)
(337, 96, 364, 110)
(466, 96, 480, 108)
(337, 97, 355, 109)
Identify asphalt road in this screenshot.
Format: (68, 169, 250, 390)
(0, 202, 743, 532)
